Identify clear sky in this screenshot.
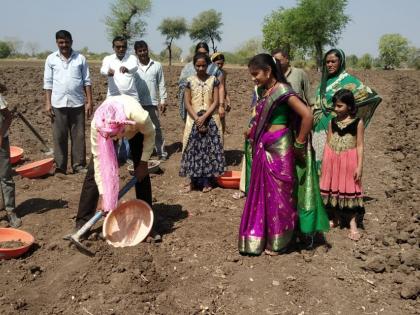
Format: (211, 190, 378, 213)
(0, 0, 419, 58)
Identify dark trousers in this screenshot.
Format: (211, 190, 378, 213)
(52, 106, 86, 172)
(0, 137, 15, 212)
(75, 132, 152, 228)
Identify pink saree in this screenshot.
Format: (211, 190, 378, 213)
(238, 84, 298, 255)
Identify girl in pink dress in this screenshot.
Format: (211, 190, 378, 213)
(320, 89, 365, 241)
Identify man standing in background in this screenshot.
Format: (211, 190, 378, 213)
(44, 30, 92, 174)
(101, 36, 139, 163)
(100, 36, 138, 99)
(272, 48, 314, 106)
(134, 40, 168, 161)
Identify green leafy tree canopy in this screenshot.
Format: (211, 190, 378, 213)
(346, 54, 358, 68)
(158, 17, 187, 66)
(262, 7, 296, 56)
(189, 9, 223, 53)
(378, 33, 409, 69)
(358, 53, 373, 69)
(262, 0, 350, 69)
(0, 41, 12, 58)
(105, 0, 152, 42)
(407, 47, 420, 70)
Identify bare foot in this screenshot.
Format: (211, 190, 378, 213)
(348, 216, 361, 241)
(180, 184, 192, 193)
(202, 186, 213, 193)
(348, 231, 361, 241)
(264, 249, 279, 256)
(329, 219, 339, 228)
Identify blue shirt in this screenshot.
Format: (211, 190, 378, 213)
(43, 50, 91, 108)
(135, 59, 167, 106)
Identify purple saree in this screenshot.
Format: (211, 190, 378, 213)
(238, 84, 298, 255)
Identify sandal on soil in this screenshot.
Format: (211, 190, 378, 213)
(232, 191, 245, 200)
(348, 231, 361, 241)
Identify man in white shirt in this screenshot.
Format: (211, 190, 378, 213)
(43, 30, 93, 174)
(134, 40, 168, 160)
(100, 36, 138, 99)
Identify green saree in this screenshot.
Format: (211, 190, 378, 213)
(295, 137, 330, 234)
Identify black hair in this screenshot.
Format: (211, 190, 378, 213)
(193, 52, 211, 66)
(112, 36, 127, 47)
(55, 30, 72, 41)
(195, 42, 210, 53)
(134, 40, 148, 50)
(319, 48, 346, 100)
(271, 48, 289, 60)
(332, 89, 357, 116)
(248, 53, 288, 85)
(212, 53, 225, 62)
(323, 48, 346, 71)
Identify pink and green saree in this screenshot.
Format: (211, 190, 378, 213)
(238, 84, 298, 255)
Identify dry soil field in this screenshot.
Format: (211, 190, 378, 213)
(0, 61, 419, 314)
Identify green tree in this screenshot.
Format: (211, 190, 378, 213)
(0, 41, 11, 58)
(36, 50, 53, 60)
(158, 17, 187, 66)
(189, 9, 223, 53)
(292, 0, 350, 69)
(231, 38, 264, 65)
(159, 44, 182, 63)
(378, 33, 409, 69)
(79, 47, 90, 56)
(4, 37, 23, 56)
(262, 0, 350, 69)
(262, 7, 296, 56)
(372, 57, 382, 69)
(105, 0, 152, 42)
(407, 47, 420, 70)
(357, 53, 373, 69)
(346, 54, 358, 68)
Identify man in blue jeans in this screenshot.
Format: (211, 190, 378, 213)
(134, 40, 168, 161)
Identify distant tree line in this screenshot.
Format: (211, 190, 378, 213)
(1, 0, 419, 70)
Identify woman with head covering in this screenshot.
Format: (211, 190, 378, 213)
(312, 49, 382, 172)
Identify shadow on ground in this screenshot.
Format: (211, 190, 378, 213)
(15, 198, 68, 217)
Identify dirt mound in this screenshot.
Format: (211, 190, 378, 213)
(0, 61, 419, 314)
(353, 72, 420, 303)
